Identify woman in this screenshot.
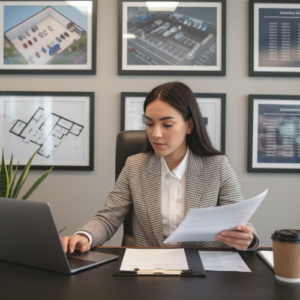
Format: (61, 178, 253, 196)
(61, 82, 258, 253)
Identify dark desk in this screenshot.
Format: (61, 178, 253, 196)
(1, 247, 299, 300)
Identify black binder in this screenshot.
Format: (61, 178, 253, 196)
(113, 248, 206, 277)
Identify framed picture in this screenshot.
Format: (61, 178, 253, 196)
(0, 91, 94, 170)
(249, 0, 300, 77)
(118, 0, 226, 76)
(0, 0, 97, 75)
(121, 92, 226, 152)
(248, 94, 300, 173)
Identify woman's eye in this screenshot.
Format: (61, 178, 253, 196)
(145, 123, 154, 127)
(164, 124, 173, 128)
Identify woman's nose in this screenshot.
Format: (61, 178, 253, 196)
(152, 125, 162, 138)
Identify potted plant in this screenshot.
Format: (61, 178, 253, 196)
(0, 149, 52, 199)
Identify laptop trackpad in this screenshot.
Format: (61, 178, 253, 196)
(67, 251, 117, 263)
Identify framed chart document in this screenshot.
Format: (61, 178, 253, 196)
(248, 95, 300, 173)
(121, 92, 226, 152)
(249, 0, 300, 77)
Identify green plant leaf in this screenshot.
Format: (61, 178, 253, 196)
(58, 226, 67, 233)
(0, 149, 9, 198)
(12, 149, 39, 199)
(21, 167, 53, 200)
(7, 153, 13, 183)
(8, 162, 19, 199)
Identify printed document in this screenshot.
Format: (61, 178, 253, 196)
(120, 248, 189, 271)
(199, 251, 251, 272)
(164, 190, 268, 243)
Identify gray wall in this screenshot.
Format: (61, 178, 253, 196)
(1, 0, 299, 247)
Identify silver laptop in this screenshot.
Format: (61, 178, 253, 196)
(0, 198, 118, 274)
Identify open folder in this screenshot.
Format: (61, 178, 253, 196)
(113, 248, 206, 277)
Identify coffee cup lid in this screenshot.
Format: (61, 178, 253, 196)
(271, 229, 300, 243)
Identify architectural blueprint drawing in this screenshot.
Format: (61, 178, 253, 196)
(9, 107, 84, 159)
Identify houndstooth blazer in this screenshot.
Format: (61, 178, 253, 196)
(77, 151, 259, 250)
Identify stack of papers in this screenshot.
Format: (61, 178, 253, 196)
(120, 248, 189, 271)
(164, 190, 268, 243)
(199, 251, 251, 272)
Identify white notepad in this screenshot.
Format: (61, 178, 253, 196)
(257, 251, 274, 269)
(120, 248, 189, 271)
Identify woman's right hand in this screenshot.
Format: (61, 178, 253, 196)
(60, 234, 91, 253)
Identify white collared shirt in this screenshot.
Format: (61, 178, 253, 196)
(161, 148, 189, 245)
(76, 148, 190, 246)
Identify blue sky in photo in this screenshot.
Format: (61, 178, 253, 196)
(4, 6, 88, 32)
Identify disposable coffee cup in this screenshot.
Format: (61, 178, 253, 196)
(271, 229, 300, 283)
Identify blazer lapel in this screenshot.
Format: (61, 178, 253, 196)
(184, 152, 206, 216)
(142, 154, 164, 246)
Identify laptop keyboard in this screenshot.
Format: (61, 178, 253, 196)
(67, 257, 96, 270)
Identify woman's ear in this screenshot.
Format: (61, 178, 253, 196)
(187, 117, 194, 134)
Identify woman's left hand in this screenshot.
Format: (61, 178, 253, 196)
(215, 225, 254, 251)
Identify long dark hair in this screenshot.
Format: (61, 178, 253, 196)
(143, 82, 224, 156)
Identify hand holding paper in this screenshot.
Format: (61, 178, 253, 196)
(164, 190, 268, 244)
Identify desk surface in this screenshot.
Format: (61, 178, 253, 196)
(1, 247, 299, 300)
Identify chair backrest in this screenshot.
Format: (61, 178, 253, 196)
(115, 130, 147, 246)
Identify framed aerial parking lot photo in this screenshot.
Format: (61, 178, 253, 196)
(0, 91, 95, 171)
(121, 92, 226, 152)
(248, 95, 300, 173)
(249, 0, 300, 77)
(118, 0, 226, 76)
(0, 0, 97, 75)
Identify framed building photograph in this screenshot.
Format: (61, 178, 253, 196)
(248, 95, 300, 173)
(0, 91, 94, 170)
(0, 0, 97, 75)
(249, 0, 300, 77)
(118, 0, 226, 76)
(121, 92, 226, 152)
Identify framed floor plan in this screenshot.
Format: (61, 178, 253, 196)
(0, 91, 94, 170)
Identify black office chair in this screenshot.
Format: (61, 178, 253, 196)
(115, 130, 147, 246)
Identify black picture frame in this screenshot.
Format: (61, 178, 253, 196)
(121, 92, 226, 152)
(249, 0, 300, 77)
(0, 91, 94, 171)
(1, 0, 97, 75)
(248, 94, 300, 173)
(118, 0, 226, 76)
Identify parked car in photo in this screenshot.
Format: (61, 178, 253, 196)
(48, 25, 53, 31)
(28, 40, 33, 45)
(186, 51, 195, 60)
(170, 27, 178, 33)
(202, 26, 208, 31)
(64, 32, 69, 37)
(35, 52, 40, 58)
(38, 32, 44, 38)
(26, 31, 31, 36)
(56, 37, 62, 43)
(41, 47, 47, 53)
(60, 34, 65, 40)
(69, 26, 75, 32)
(175, 32, 184, 39)
(129, 46, 136, 53)
(197, 24, 202, 30)
(31, 28, 35, 33)
(23, 43, 28, 49)
(43, 30, 47, 35)
(33, 37, 37, 42)
(49, 44, 60, 56)
(154, 20, 162, 25)
(187, 21, 192, 26)
(18, 35, 23, 41)
(162, 22, 170, 29)
(47, 44, 52, 49)
(22, 33, 26, 39)
(34, 25, 39, 31)
(28, 56, 34, 63)
(163, 30, 172, 37)
(157, 41, 164, 47)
